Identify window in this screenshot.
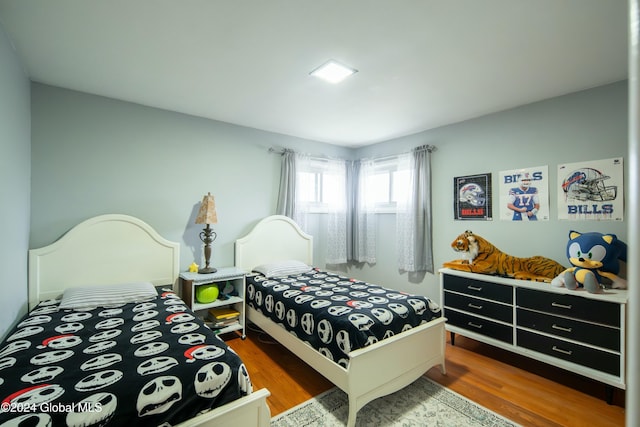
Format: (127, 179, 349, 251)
(296, 157, 346, 213)
(295, 156, 411, 214)
(364, 158, 411, 212)
(298, 171, 321, 204)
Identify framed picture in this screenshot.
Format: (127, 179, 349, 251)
(498, 165, 549, 221)
(557, 157, 624, 220)
(454, 173, 492, 220)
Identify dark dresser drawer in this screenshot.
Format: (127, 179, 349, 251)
(445, 292, 512, 323)
(516, 288, 620, 327)
(443, 274, 512, 304)
(517, 308, 619, 351)
(517, 330, 619, 376)
(445, 309, 513, 344)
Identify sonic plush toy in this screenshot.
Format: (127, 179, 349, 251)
(551, 230, 627, 293)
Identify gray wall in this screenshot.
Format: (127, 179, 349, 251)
(29, 81, 628, 308)
(351, 81, 628, 302)
(0, 25, 31, 339)
(30, 84, 351, 271)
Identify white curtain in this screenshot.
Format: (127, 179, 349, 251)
(293, 153, 312, 233)
(352, 159, 377, 263)
(397, 146, 434, 273)
(275, 146, 432, 270)
(325, 158, 348, 264)
(286, 153, 348, 264)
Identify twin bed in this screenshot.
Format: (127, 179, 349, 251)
(1, 214, 446, 427)
(2, 214, 270, 427)
(235, 215, 446, 427)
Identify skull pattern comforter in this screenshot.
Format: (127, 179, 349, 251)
(0, 290, 252, 427)
(246, 269, 442, 366)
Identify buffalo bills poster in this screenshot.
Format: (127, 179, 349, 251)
(557, 157, 624, 220)
(454, 173, 492, 220)
(499, 165, 549, 221)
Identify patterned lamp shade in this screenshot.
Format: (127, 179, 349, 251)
(195, 192, 218, 224)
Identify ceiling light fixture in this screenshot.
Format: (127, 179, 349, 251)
(310, 60, 358, 84)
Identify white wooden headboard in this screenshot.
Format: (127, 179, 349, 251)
(28, 214, 180, 309)
(235, 215, 313, 271)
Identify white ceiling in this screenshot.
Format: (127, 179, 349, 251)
(0, 1, 628, 147)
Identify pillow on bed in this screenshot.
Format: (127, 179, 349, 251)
(253, 260, 312, 278)
(58, 282, 158, 310)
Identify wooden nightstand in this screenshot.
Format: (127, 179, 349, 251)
(180, 267, 246, 339)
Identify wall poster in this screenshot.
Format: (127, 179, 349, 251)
(454, 173, 492, 220)
(557, 157, 624, 221)
(498, 165, 549, 221)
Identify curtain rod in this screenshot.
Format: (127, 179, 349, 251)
(268, 147, 343, 162)
(359, 144, 436, 163)
(268, 144, 436, 162)
(416, 144, 436, 152)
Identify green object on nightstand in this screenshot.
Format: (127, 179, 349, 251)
(196, 283, 219, 303)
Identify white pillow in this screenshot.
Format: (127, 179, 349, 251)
(253, 260, 312, 278)
(59, 282, 158, 310)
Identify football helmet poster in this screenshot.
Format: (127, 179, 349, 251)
(454, 173, 492, 220)
(499, 165, 549, 221)
(557, 157, 623, 220)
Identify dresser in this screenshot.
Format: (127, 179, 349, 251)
(439, 268, 628, 400)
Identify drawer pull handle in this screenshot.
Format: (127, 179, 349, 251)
(467, 286, 483, 292)
(551, 302, 572, 310)
(468, 303, 483, 310)
(467, 322, 483, 329)
(552, 346, 573, 356)
(552, 324, 572, 333)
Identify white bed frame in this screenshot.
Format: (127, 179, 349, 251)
(235, 215, 446, 427)
(28, 214, 271, 427)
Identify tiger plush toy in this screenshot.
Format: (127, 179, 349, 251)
(442, 230, 566, 282)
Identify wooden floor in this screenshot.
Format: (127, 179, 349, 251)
(224, 326, 626, 426)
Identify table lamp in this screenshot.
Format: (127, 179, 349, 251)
(195, 192, 218, 274)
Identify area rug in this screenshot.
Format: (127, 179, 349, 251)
(271, 376, 520, 427)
